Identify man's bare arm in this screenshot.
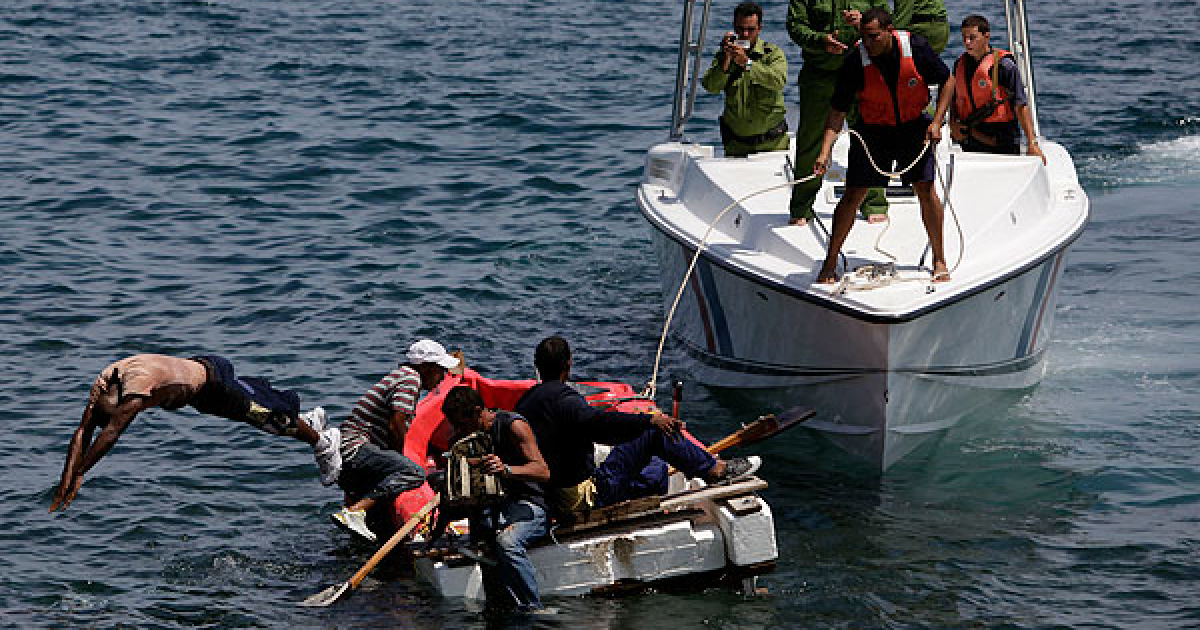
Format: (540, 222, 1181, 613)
(477, 419, 549, 482)
(388, 410, 412, 453)
(814, 109, 848, 175)
(1015, 104, 1045, 164)
(51, 397, 148, 511)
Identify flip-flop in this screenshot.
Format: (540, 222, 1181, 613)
(931, 271, 951, 283)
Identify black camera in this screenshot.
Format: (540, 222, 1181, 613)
(724, 34, 737, 44)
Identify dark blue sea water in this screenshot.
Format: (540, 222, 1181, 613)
(4, 0, 1197, 627)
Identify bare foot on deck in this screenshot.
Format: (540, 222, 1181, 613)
(816, 267, 838, 284)
(866, 214, 888, 224)
(931, 264, 951, 283)
(788, 217, 808, 227)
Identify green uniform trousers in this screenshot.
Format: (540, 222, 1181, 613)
(788, 65, 888, 220)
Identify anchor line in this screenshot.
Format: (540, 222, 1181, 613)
(644, 127, 967, 400)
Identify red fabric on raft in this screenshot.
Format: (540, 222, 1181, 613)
(391, 367, 700, 526)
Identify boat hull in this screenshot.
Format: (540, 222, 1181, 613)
(647, 226, 1068, 469)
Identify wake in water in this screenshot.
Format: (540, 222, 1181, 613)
(1081, 131, 1200, 187)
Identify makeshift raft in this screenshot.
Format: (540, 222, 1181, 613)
(388, 367, 778, 598)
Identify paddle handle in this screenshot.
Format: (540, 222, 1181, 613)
(705, 407, 815, 455)
(348, 493, 441, 589)
(705, 422, 762, 455)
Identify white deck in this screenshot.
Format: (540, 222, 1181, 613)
(640, 132, 1087, 320)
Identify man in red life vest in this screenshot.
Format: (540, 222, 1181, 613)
(931, 14, 1045, 162)
(813, 7, 951, 284)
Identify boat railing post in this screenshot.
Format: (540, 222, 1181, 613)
(1004, 0, 1041, 139)
(669, 0, 694, 140)
(669, 0, 714, 141)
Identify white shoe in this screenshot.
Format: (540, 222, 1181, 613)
(331, 507, 376, 542)
(314, 427, 342, 486)
(300, 406, 327, 433)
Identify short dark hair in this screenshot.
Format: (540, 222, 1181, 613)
(961, 14, 991, 34)
(733, 2, 762, 24)
(861, 7, 893, 30)
(534, 336, 571, 380)
(442, 385, 484, 424)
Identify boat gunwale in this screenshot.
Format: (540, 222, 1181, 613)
(637, 182, 1086, 325)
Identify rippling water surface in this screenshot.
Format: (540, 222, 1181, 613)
(3, 0, 1197, 627)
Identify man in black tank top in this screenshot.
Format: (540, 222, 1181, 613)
(442, 386, 551, 613)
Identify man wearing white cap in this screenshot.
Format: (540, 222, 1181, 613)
(331, 339, 459, 541)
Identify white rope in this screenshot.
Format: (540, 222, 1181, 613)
(936, 152, 966, 275)
(846, 128, 930, 180)
(847, 128, 927, 264)
(643, 171, 819, 399)
(643, 128, 965, 399)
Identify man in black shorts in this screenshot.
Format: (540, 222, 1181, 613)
(813, 7, 951, 284)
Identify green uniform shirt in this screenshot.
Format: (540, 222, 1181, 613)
(893, 0, 947, 32)
(787, 0, 888, 73)
(893, 0, 950, 53)
(701, 39, 788, 139)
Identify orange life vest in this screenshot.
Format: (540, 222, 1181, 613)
(857, 30, 929, 126)
(953, 49, 1015, 124)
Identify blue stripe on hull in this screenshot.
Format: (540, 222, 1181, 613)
(1016, 251, 1064, 358)
(681, 339, 1046, 379)
(695, 256, 733, 356)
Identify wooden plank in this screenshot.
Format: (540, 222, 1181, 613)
(660, 477, 767, 509)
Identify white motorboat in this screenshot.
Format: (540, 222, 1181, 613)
(637, 0, 1088, 468)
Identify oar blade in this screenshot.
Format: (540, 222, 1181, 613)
(298, 581, 350, 607)
(771, 406, 815, 433)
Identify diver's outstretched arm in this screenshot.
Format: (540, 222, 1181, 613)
(50, 397, 148, 512)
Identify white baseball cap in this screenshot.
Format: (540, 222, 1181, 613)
(406, 339, 460, 369)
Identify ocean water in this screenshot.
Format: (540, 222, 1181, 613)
(3, 0, 1197, 627)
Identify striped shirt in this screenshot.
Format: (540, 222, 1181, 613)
(340, 365, 421, 454)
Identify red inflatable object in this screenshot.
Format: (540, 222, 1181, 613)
(391, 367, 697, 526)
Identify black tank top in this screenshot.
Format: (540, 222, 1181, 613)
(490, 410, 547, 510)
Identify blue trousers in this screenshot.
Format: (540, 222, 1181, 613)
(473, 499, 548, 611)
(592, 428, 716, 507)
(337, 442, 426, 504)
(188, 355, 301, 436)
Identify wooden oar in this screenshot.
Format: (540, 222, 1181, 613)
(666, 406, 814, 476)
(299, 493, 441, 607)
(704, 406, 815, 455)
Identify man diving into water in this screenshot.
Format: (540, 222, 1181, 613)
(49, 354, 341, 512)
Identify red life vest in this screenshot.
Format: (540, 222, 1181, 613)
(953, 49, 1015, 124)
(857, 30, 929, 126)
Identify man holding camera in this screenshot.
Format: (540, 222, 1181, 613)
(701, 2, 789, 158)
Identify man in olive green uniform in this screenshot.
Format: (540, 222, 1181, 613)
(786, 0, 888, 225)
(702, 2, 789, 158)
(894, 0, 950, 54)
